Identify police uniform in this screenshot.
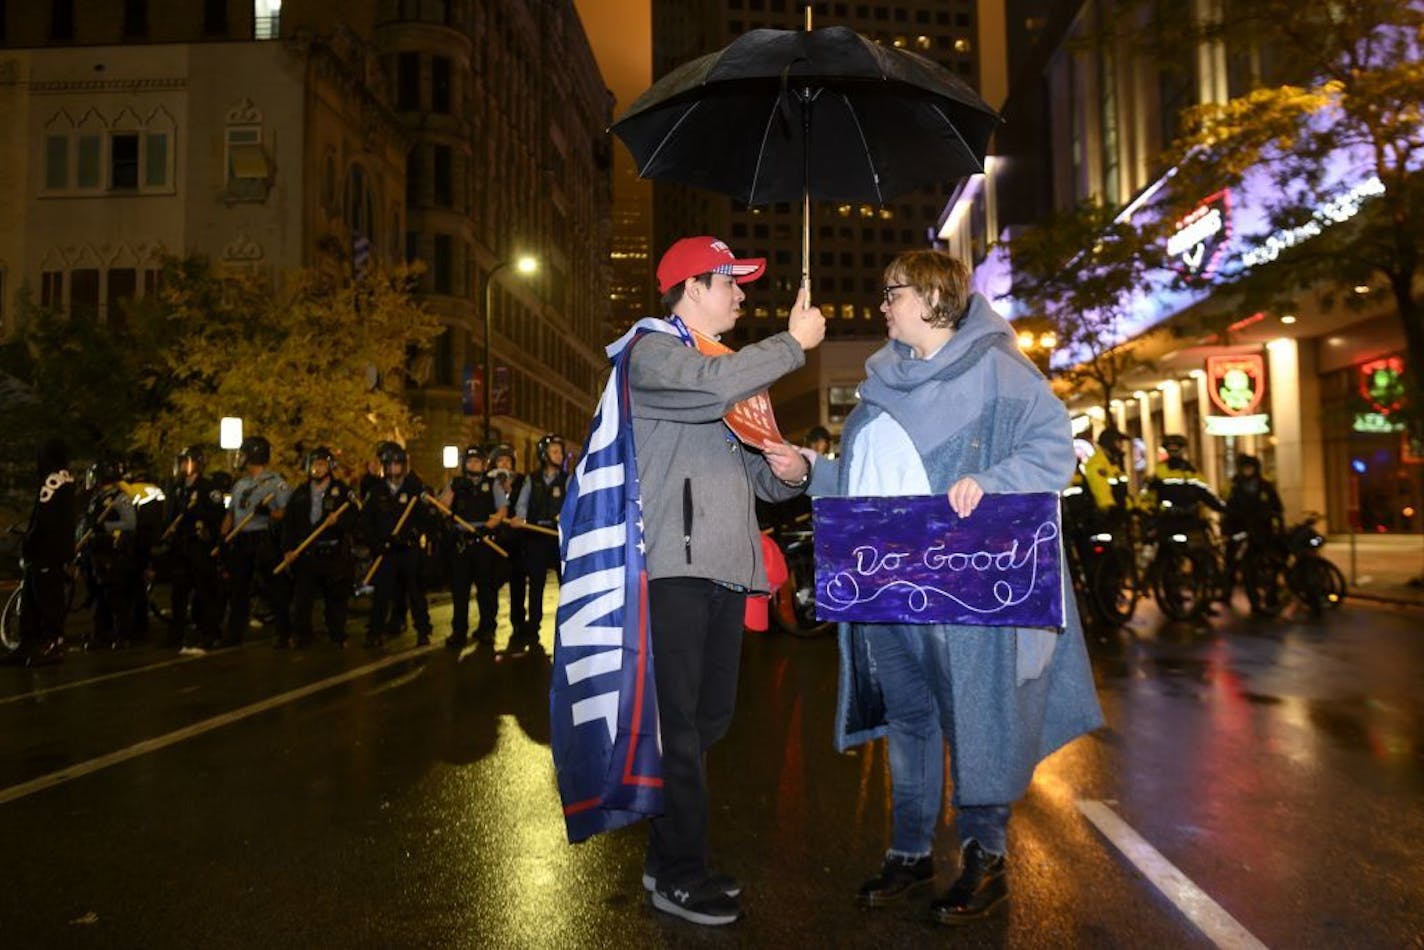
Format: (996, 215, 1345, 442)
(79, 472, 138, 647)
(514, 466, 566, 644)
(164, 467, 227, 650)
(284, 473, 357, 646)
(1144, 457, 1225, 531)
(224, 463, 292, 646)
(491, 454, 527, 633)
(363, 469, 434, 646)
(446, 461, 503, 646)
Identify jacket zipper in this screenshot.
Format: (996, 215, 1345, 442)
(682, 477, 693, 564)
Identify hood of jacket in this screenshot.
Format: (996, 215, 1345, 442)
(857, 294, 1037, 454)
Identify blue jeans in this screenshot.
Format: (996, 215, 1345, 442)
(865, 623, 1011, 857)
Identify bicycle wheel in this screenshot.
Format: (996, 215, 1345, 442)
(1289, 557, 1332, 613)
(1244, 551, 1289, 618)
(1322, 560, 1347, 609)
(1, 586, 21, 651)
(1090, 548, 1139, 626)
(771, 543, 832, 638)
(1154, 548, 1211, 622)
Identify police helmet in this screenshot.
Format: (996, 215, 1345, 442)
(462, 445, 486, 469)
(209, 471, 234, 494)
(305, 445, 335, 473)
(178, 444, 206, 467)
(1161, 434, 1189, 450)
(1097, 427, 1125, 449)
(378, 443, 408, 468)
(1236, 454, 1261, 473)
(489, 442, 516, 468)
(536, 434, 564, 464)
(87, 457, 124, 489)
(238, 435, 272, 466)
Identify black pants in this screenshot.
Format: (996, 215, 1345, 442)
(20, 563, 68, 646)
(226, 532, 290, 644)
(90, 550, 136, 644)
(369, 545, 430, 639)
(502, 534, 528, 627)
(645, 577, 746, 887)
(292, 549, 352, 643)
(521, 533, 561, 634)
(169, 542, 223, 647)
(449, 539, 498, 639)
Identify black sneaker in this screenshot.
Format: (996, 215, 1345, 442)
(930, 841, 1008, 924)
(643, 870, 742, 898)
(858, 853, 935, 907)
(652, 879, 741, 926)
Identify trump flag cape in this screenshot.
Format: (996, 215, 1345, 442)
(550, 318, 680, 843)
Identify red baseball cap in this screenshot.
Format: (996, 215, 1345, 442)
(656, 236, 766, 294)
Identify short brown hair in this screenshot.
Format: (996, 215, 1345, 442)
(884, 249, 972, 330)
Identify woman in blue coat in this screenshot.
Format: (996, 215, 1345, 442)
(805, 250, 1103, 925)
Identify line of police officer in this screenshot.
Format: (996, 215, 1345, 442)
(63, 433, 568, 656)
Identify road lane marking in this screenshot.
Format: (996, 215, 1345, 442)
(1077, 800, 1269, 950)
(0, 649, 240, 707)
(0, 645, 440, 807)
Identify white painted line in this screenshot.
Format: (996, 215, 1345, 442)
(0, 649, 221, 707)
(1077, 800, 1269, 950)
(0, 644, 440, 807)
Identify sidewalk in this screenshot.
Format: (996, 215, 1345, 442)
(1326, 533, 1424, 607)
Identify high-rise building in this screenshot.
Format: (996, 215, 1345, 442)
(650, 0, 985, 346)
(283, 1, 613, 471)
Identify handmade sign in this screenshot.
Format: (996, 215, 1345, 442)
(813, 493, 1064, 627)
(691, 330, 784, 445)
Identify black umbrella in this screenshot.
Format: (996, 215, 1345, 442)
(611, 24, 1002, 288)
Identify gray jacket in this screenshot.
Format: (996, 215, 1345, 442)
(627, 329, 806, 591)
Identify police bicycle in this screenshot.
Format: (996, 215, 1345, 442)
(1283, 515, 1346, 614)
(1136, 511, 1218, 623)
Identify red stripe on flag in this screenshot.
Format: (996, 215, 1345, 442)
(621, 569, 664, 789)
(563, 796, 603, 816)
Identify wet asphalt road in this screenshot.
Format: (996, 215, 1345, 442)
(1, 589, 1421, 948)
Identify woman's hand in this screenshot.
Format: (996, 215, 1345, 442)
(947, 476, 984, 518)
(762, 440, 812, 485)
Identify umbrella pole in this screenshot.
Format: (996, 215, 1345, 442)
(802, 191, 810, 299)
(801, 3, 812, 300)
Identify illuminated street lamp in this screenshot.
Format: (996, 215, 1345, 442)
(1013, 318, 1059, 375)
(481, 255, 539, 443)
(219, 417, 243, 450)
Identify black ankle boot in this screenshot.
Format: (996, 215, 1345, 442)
(857, 854, 934, 907)
(930, 841, 1007, 924)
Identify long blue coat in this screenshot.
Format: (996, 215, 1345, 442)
(808, 294, 1104, 806)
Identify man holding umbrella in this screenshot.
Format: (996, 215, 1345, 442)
(630, 237, 823, 925)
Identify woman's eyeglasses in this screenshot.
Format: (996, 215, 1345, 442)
(881, 283, 910, 304)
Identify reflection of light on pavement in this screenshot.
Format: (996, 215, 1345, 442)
(450, 715, 576, 944)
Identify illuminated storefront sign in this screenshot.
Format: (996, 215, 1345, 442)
(1166, 190, 1232, 279)
(1207, 354, 1266, 415)
(1205, 414, 1270, 436)
(1352, 356, 1407, 433)
(1204, 353, 1269, 437)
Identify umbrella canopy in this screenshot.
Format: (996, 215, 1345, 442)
(611, 26, 1002, 206)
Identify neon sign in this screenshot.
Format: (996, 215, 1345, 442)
(1207, 354, 1266, 416)
(1359, 356, 1405, 415)
(1167, 190, 1232, 280)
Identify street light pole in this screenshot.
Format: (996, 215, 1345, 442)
(481, 255, 538, 444)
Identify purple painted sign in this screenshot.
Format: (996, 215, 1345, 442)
(812, 493, 1064, 628)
